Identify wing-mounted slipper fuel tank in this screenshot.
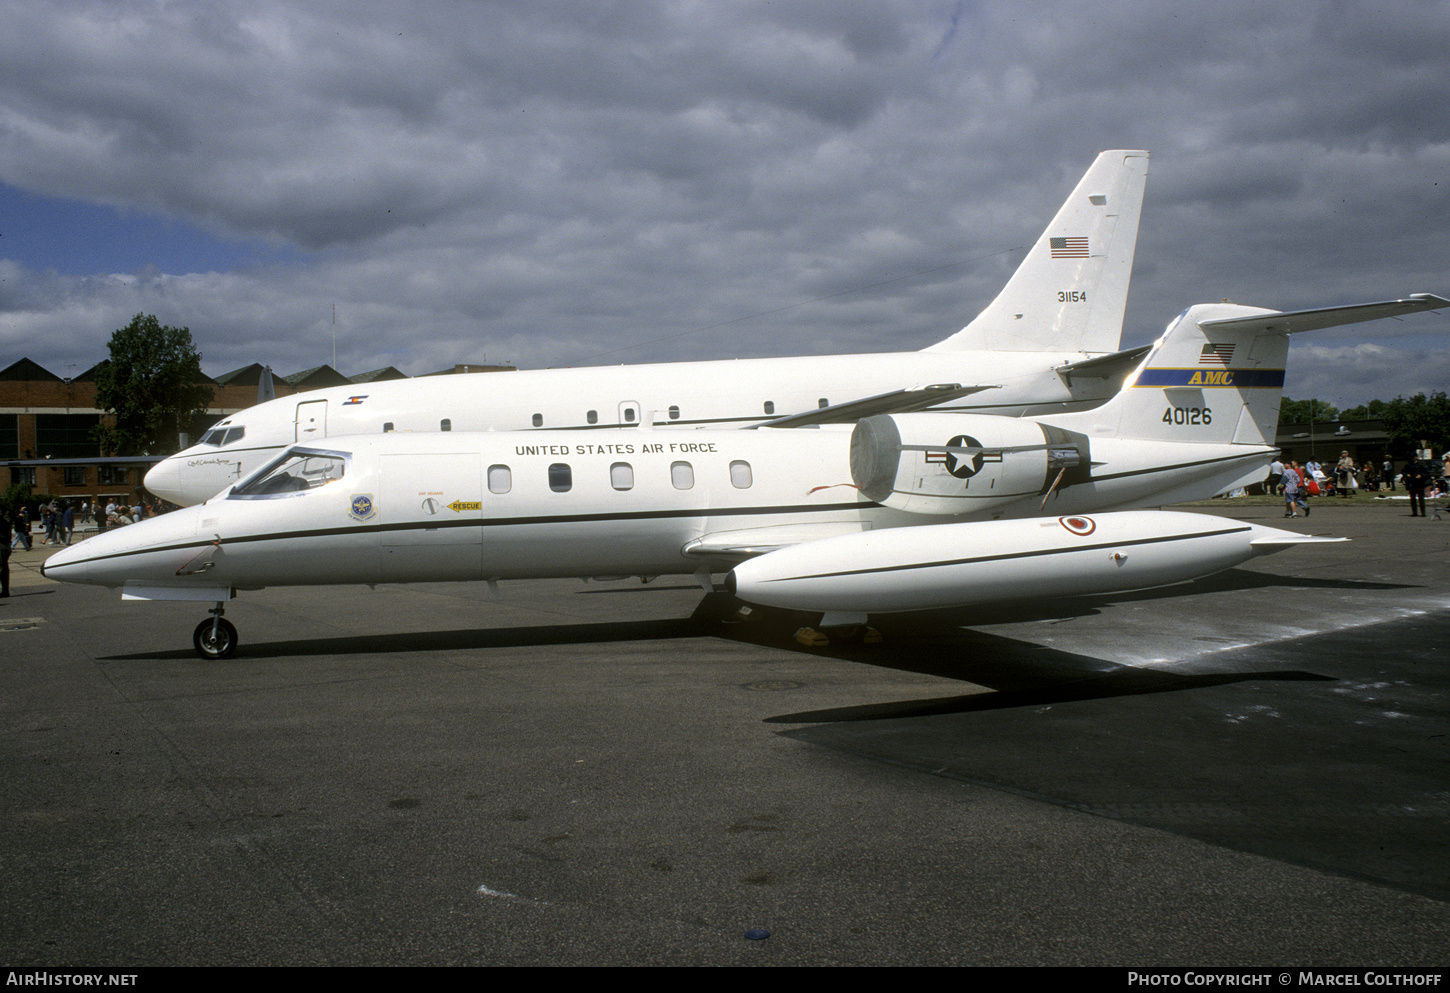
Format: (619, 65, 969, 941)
(725, 510, 1342, 615)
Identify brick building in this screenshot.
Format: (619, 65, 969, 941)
(0, 358, 418, 505)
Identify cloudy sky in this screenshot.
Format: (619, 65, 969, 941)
(2, 0, 1447, 408)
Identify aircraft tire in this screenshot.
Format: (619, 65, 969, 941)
(193, 618, 239, 660)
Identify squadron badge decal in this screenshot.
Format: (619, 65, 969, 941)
(349, 494, 377, 522)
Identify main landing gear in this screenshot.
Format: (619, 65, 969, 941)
(193, 603, 238, 660)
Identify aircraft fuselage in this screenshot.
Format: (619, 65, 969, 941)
(146, 348, 1127, 507)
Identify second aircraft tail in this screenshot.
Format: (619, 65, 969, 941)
(927, 149, 1149, 356)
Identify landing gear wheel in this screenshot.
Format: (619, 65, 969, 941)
(193, 617, 238, 659)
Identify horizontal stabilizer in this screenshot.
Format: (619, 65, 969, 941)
(1200, 294, 1449, 336)
(757, 384, 995, 428)
(1055, 344, 1152, 384)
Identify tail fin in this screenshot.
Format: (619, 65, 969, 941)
(1086, 302, 1289, 446)
(927, 149, 1149, 355)
(1049, 293, 1448, 446)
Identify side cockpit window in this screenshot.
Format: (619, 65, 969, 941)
(230, 448, 348, 499)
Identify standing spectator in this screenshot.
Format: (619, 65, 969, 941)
(61, 502, 75, 546)
(1405, 460, 1430, 518)
(1335, 451, 1357, 497)
(0, 511, 11, 597)
(1267, 458, 1284, 495)
(16, 507, 31, 550)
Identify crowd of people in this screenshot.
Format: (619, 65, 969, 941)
(6, 497, 168, 553)
(1267, 440, 1446, 518)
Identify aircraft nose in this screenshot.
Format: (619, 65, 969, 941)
(144, 457, 181, 503)
(39, 539, 93, 583)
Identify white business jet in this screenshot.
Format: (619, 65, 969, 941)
(44, 292, 1444, 658)
(145, 150, 1152, 506)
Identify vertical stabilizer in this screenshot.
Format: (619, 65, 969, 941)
(1043, 293, 1448, 446)
(1048, 302, 1288, 445)
(927, 149, 1148, 355)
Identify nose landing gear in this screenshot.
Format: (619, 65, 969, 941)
(193, 604, 238, 659)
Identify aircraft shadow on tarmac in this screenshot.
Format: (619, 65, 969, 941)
(101, 616, 711, 662)
(103, 568, 1362, 716)
(709, 603, 1335, 725)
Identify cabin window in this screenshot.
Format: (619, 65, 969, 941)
(729, 461, 753, 488)
(671, 461, 694, 490)
(623, 407, 636, 423)
(532, 413, 543, 427)
(440, 419, 452, 432)
(610, 462, 634, 491)
(668, 406, 680, 420)
(587, 410, 598, 425)
(818, 398, 829, 409)
(763, 401, 775, 415)
(383, 422, 394, 433)
(549, 463, 572, 493)
(488, 465, 512, 494)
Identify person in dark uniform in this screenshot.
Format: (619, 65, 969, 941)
(1, 511, 12, 597)
(1405, 460, 1430, 517)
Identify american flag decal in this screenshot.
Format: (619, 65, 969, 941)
(1049, 236, 1089, 258)
(1198, 344, 1234, 365)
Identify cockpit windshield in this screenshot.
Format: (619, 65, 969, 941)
(199, 424, 245, 447)
(229, 447, 348, 499)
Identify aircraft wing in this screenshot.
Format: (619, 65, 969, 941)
(754, 384, 997, 429)
(682, 522, 872, 563)
(1198, 294, 1449, 335)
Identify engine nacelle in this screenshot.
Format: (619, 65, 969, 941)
(850, 413, 1084, 516)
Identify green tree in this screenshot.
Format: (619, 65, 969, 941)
(1339, 399, 1389, 421)
(1, 482, 32, 513)
(1380, 391, 1450, 458)
(1277, 397, 1338, 425)
(93, 314, 214, 455)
